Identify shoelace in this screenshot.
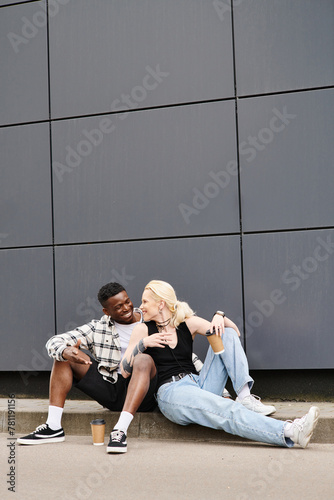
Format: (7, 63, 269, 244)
(33, 424, 48, 434)
(111, 430, 124, 442)
(290, 414, 307, 431)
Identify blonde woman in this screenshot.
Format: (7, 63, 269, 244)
(108, 280, 319, 453)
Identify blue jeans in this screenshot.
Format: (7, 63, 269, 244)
(157, 328, 292, 447)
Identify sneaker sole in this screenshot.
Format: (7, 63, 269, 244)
(262, 408, 276, 416)
(17, 436, 65, 445)
(106, 447, 127, 454)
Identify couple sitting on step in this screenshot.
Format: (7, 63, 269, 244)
(18, 280, 319, 453)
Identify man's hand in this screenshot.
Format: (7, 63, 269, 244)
(62, 340, 92, 364)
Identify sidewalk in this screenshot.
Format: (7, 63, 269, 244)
(1, 434, 334, 500)
(1, 398, 334, 443)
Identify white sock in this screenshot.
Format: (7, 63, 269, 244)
(46, 405, 64, 430)
(238, 383, 251, 401)
(114, 411, 133, 434)
(284, 421, 294, 438)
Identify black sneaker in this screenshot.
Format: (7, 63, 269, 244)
(17, 424, 65, 445)
(106, 429, 127, 453)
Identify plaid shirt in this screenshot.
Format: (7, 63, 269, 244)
(45, 309, 143, 383)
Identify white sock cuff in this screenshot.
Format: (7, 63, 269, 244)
(115, 411, 134, 434)
(238, 383, 251, 401)
(46, 405, 64, 430)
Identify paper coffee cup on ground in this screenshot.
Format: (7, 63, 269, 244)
(206, 330, 225, 355)
(90, 419, 105, 446)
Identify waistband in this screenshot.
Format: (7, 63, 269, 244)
(160, 372, 190, 387)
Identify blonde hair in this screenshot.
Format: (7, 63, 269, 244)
(144, 280, 194, 328)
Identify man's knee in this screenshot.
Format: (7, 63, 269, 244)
(51, 359, 70, 372)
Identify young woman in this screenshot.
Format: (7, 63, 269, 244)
(118, 280, 319, 451)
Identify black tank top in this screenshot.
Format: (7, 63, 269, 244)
(145, 320, 197, 388)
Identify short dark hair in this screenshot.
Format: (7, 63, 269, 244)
(97, 282, 126, 306)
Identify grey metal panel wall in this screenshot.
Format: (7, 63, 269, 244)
(49, 0, 234, 119)
(0, 247, 55, 370)
(238, 89, 334, 232)
(0, 1, 49, 125)
(0, 123, 52, 247)
(0, 1, 29, 5)
(54, 236, 243, 361)
(243, 230, 334, 369)
(1, 0, 333, 372)
(52, 101, 239, 244)
(234, 0, 334, 95)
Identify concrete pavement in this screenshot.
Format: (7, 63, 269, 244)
(1, 434, 334, 500)
(1, 398, 334, 499)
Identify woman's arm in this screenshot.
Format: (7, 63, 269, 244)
(186, 315, 225, 353)
(120, 323, 171, 378)
(223, 316, 241, 337)
(120, 323, 148, 378)
(185, 315, 211, 337)
(186, 314, 240, 338)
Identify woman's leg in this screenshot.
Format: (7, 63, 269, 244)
(157, 377, 290, 448)
(198, 327, 254, 396)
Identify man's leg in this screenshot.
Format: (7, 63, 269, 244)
(122, 354, 157, 414)
(18, 354, 91, 445)
(46, 354, 91, 427)
(49, 357, 90, 406)
(107, 354, 156, 454)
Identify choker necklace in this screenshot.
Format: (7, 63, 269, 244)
(156, 317, 172, 332)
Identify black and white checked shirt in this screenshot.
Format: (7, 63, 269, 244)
(46, 309, 143, 383)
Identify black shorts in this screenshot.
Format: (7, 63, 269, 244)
(73, 357, 157, 412)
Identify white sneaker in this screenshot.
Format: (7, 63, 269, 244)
(223, 388, 233, 399)
(287, 406, 320, 448)
(236, 394, 276, 416)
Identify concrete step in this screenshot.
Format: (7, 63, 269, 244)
(2, 399, 334, 444)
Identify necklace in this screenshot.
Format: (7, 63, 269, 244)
(156, 317, 172, 332)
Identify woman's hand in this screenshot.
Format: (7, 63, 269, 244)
(144, 332, 173, 348)
(209, 314, 225, 336)
(209, 315, 241, 337)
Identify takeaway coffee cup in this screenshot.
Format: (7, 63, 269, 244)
(206, 329, 225, 355)
(90, 419, 106, 446)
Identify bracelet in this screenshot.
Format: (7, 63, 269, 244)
(214, 310, 225, 318)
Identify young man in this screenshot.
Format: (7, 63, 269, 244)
(18, 282, 158, 446)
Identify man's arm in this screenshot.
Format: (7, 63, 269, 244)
(45, 323, 94, 362)
(61, 339, 92, 365)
